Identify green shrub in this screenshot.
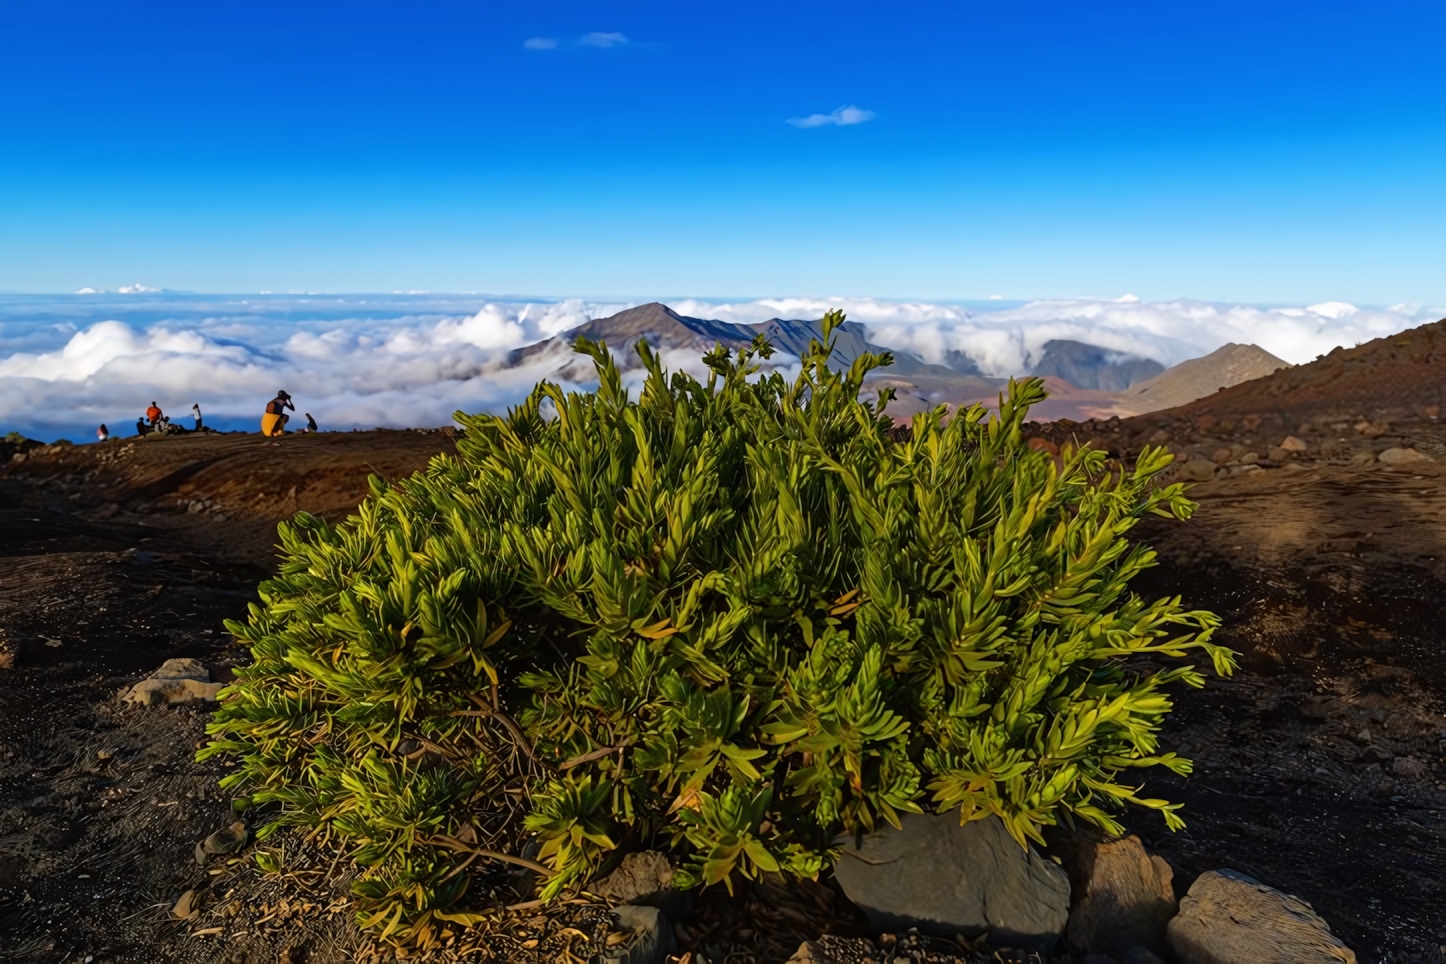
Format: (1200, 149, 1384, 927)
(204, 312, 1233, 946)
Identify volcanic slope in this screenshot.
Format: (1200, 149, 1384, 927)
(1119, 342, 1290, 414)
(1157, 320, 1446, 423)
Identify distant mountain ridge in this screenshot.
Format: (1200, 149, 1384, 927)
(503, 302, 1007, 413)
(501, 302, 1310, 424)
(1030, 339, 1165, 391)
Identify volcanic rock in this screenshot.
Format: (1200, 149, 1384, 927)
(1391, 755, 1426, 778)
(590, 851, 686, 919)
(1177, 460, 1217, 482)
(1055, 834, 1176, 956)
(1378, 447, 1431, 465)
(123, 658, 224, 706)
(1166, 869, 1356, 963)
(195, 821, 248, 865)
(832, 812, 1070, 949)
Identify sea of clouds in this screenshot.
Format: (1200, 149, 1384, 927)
(0, 291, 1437, 440)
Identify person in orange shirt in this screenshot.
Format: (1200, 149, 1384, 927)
(261, 391, 294, 436)
(145, 401, 162, 426)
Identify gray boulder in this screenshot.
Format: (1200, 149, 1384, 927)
(832, 812, 1070, 949)
(1167, 869, 1356, 963)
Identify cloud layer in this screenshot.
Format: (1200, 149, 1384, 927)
(0, 293, 1435, 440)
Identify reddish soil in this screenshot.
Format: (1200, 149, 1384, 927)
(3, 409, 1446, 961)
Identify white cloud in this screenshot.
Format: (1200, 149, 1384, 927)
(523, 37, 557, 50)
(75, 287, 98, 294)
(117, 283, 160, 294)
(0, 293, 1435, 439)
(787, 105, 876, 128)
(579, 31, 629, 48)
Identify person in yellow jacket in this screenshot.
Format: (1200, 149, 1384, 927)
(261, 390, 294, 436)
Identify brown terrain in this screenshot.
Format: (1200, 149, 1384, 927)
(3, 321, 1446, 962)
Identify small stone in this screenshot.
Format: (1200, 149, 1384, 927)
(203, 821, 249, 856)
(1239, 451, 1260, 464)
(1392, 756, 1426, 778)
(1211, 448, 1233, 464)
(590, 851, 685, 918)
(1167, 869, 1355, 963)
(1279, 436, 1309, 452)
(1177, 460, 1217, 483)
(172, 888, 199, 920)
(1379, 447, 1431, 465)
(1269, 447, 1290, 462)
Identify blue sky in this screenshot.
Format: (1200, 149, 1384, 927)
(2, 0, 1444, 302)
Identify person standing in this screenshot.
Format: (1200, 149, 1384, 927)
(145, 401, 163, 427)
(191, 403, 203, 432)
(97, 424, 109, 442)
(261, 391, 294, 437)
